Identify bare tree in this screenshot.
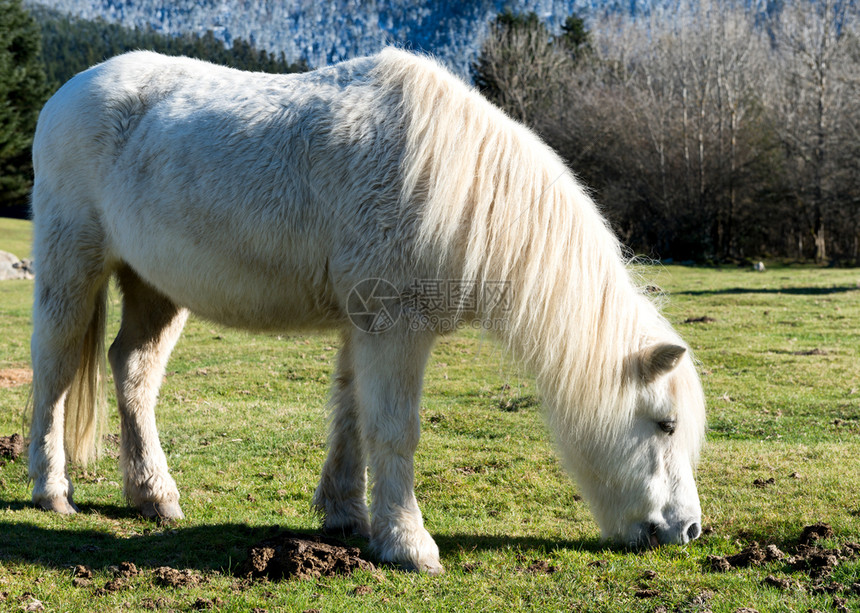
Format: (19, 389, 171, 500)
(472, 1, 859, 261)
(770, 0, 859, 262)
(472, 12, 570, 124)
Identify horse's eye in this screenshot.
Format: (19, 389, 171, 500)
(658, 419, 676, 435)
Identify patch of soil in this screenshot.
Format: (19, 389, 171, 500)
(726, 543, 767, 568)
(683, 315, 716, 324)
(153, 566, 200, 588)
(799, 523, 834, 545)
(764, 544, 785, 561)
(707, 541, 787, 572)
(112, 562, 139, 578)
(763, 575, 792, 590)
(634, 589, 660, 598)
(522, 559, 557, 574)
(73, 565, 93, 579)
(23, 599, 44, 612)
(706, 522, 860, 589)
(140, 597, 173, 610)
(352, 585, 373, 596)
(192, 597, 224, 610)
(238, 531, 375, 581)
(788, 545, 842, 580)
(753, 477, 775, 488)
(0, 368, 31, 389)
(101, 578, 126, 593)
(0, 433, 24, 460)
(706, 554, 732, 572)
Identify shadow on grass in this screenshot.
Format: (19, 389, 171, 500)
(434, 533, 605, 557)
(676, 285, 859, 297)
(0, 504, 604, 573)
(0, 515, 283, 573)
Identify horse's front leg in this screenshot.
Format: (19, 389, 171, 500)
(351, 328, 441, 574)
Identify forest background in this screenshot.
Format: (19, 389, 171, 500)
(1, 0, 858, 263)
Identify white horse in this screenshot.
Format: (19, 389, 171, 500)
(29, 48, 706, 574)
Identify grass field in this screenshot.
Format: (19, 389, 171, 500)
(0, 217, 858, 612)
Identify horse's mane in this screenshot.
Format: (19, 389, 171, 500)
(370, 48, 704, 452)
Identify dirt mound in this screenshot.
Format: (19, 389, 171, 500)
(238, 531, 375, 581)
(788, 544, 843, 580)
(153, 566, 200, 588)
(705, 523, 860, 588)
(707, 542, 779, 571)
(0, 368, 32, 388)
(799, 523, 835, 545)
(515, 558, 558, 574)
(0, 434, 24, 460)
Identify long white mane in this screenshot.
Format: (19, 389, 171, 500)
(371, 48, 704, 455)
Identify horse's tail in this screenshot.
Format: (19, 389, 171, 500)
(64, 283, 109, 466)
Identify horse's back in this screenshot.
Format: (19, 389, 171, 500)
(32, 51, 417, 330)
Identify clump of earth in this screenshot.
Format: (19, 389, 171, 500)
(705, 522, 860, 598)
(0, 434, 24, 461)
(238, 531, 375, 581)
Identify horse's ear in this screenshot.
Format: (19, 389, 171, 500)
(637, 343, 686, 383)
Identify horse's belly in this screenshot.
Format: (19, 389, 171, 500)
(148, 265, 341, 331)
(108, 219, 343, 332)
(177, 276, 341, 331)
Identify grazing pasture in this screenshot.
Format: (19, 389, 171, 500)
(0, 218, 858, 611)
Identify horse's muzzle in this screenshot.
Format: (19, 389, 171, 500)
(631, 519, 701, 549)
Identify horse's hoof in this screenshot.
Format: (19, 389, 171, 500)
(139, 501, 184, 522)
(38, 497, 79, 514)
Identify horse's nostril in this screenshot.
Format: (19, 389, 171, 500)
(686, 522, 701, 541)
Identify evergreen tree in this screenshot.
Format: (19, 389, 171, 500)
(0, 0, 47, 208)
(559, 14, 591, 62)
(31, 6, 306, 90)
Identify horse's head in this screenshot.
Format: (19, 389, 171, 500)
(561, 342, 705, 549)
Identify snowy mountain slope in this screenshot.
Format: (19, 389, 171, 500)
(30, 0, 598, 75)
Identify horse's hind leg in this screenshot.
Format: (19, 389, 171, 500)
(312, 334, 371, 537)
(29, 211, 110, 513)
(108, 267, 188, 520)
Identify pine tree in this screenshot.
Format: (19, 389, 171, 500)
(0, 0, 47, 208)
(559, 14, 591, 62)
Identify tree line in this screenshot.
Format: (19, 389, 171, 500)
(3, 0, 859, 263)
(474, 1, 860, 263)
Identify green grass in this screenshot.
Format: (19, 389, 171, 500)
(0, 217, 33, 261)
(1, 217, 858, 612)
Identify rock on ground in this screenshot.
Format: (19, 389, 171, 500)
(0, 251, 34, 280)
